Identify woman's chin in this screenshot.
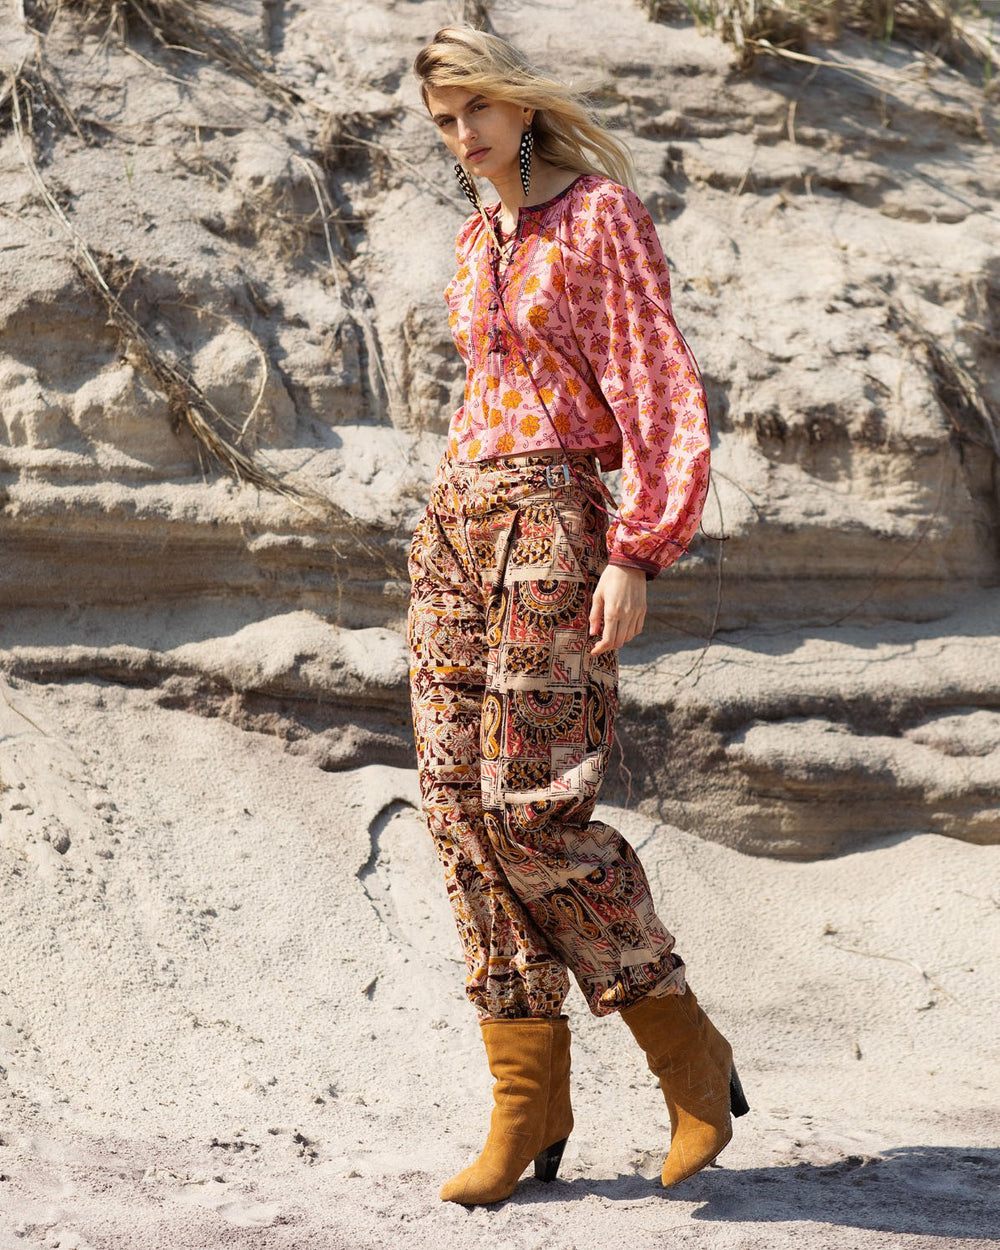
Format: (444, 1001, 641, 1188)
(470, 159, 511, 184)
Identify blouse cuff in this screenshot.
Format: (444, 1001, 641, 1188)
(607, 554, 661, 581)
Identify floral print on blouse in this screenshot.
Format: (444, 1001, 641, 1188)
(443, 173, 711, 575)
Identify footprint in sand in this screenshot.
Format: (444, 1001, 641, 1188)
(169, 1177, 285, 1228)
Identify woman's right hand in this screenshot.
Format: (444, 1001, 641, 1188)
(588, 564, 647, 656)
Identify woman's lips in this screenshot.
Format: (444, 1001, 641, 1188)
(466, 147, 490, 163)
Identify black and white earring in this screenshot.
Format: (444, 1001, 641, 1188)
(519, 128, 533, 197)
(454, 163, 481, 210)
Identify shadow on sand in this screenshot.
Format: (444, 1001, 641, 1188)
(520, 1146, 1000, 1242)
(685, 1147, 1000, 1241)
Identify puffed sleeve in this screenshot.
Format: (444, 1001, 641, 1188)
(566, 183, 711, 575)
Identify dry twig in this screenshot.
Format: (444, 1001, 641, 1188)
(827, 941, 958, 1002)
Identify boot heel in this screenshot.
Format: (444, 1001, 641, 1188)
(729, 1065, 750, 1118)
(533, 1137, 568, 1182)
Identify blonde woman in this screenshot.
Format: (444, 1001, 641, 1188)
(407, 26, 747, 1206)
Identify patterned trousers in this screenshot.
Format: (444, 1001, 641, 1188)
(407, 451, 685, 1020)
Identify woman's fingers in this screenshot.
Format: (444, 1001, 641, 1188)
(590, 607, 644, 656)
(589, 564, 648, 656)
(588, 584, 605, 640)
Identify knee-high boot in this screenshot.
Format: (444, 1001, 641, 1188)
(440, 1015, 573, 1205)
(621, 988, 749, 1187)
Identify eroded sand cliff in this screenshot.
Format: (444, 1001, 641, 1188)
(2, 0, 998, 854)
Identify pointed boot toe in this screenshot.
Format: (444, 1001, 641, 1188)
(660, 1111, 732, 1187)
(439, 1160, 509, 1205)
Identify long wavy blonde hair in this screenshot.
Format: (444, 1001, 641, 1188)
(413, 26, 635, 191)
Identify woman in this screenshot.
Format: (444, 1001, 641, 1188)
(407, 26, 747, 1206)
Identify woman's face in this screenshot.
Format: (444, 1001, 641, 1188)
(425, 85, 532, 184)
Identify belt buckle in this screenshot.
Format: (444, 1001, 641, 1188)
(545, 463, 571, 489)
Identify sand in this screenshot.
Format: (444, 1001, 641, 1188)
(2, 672, 998, 1249)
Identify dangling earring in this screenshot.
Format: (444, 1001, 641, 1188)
(454, 163, 482, 211)
(519, 128, 533, 197)
(454, 162, 502, 254)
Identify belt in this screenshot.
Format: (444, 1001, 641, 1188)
(492, 449, 567, 464)
(487, 450, 598, 478)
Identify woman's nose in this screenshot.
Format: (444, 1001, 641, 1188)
(457, 117, 477, 142)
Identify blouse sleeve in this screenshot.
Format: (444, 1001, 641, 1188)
(567, 184, 711, 575)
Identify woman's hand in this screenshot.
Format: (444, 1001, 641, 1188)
(588, 564, 647, 657)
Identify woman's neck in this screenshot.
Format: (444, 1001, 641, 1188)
(488, 159, 581, 233)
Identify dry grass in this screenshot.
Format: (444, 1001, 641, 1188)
(315, 109, 459, 213)
(5, 73, 408, 577)
(645, 0, 1000, 77)
(25, 0, 300, 107)
(228, 182, 326, 264)
(0, 58, 83, 145)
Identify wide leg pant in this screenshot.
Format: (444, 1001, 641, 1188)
(407, 451, 685, 1020)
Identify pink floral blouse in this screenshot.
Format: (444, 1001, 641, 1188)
(443, 173, 711, 575)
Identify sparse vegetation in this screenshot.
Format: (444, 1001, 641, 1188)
(1, 1, 406, 564)
(644, 0, 1000, 78)
(25, 0, 300, 106)
(0, 56, 84, 146)
(2, 67, 305, 499)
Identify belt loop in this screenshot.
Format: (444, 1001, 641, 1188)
(545, 463, 571, 489)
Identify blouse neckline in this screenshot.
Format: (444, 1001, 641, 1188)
(486, 174, 588, 224)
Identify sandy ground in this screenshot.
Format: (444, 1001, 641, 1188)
(1, 673, 998, 1249)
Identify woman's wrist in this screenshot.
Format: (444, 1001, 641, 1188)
(607, 555, 659, 581)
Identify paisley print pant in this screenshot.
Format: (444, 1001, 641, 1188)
(407, 452, 685, 1020)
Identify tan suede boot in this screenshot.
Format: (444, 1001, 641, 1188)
(622, 988, 748, 1187)
(440, 1015, 573, 1205)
